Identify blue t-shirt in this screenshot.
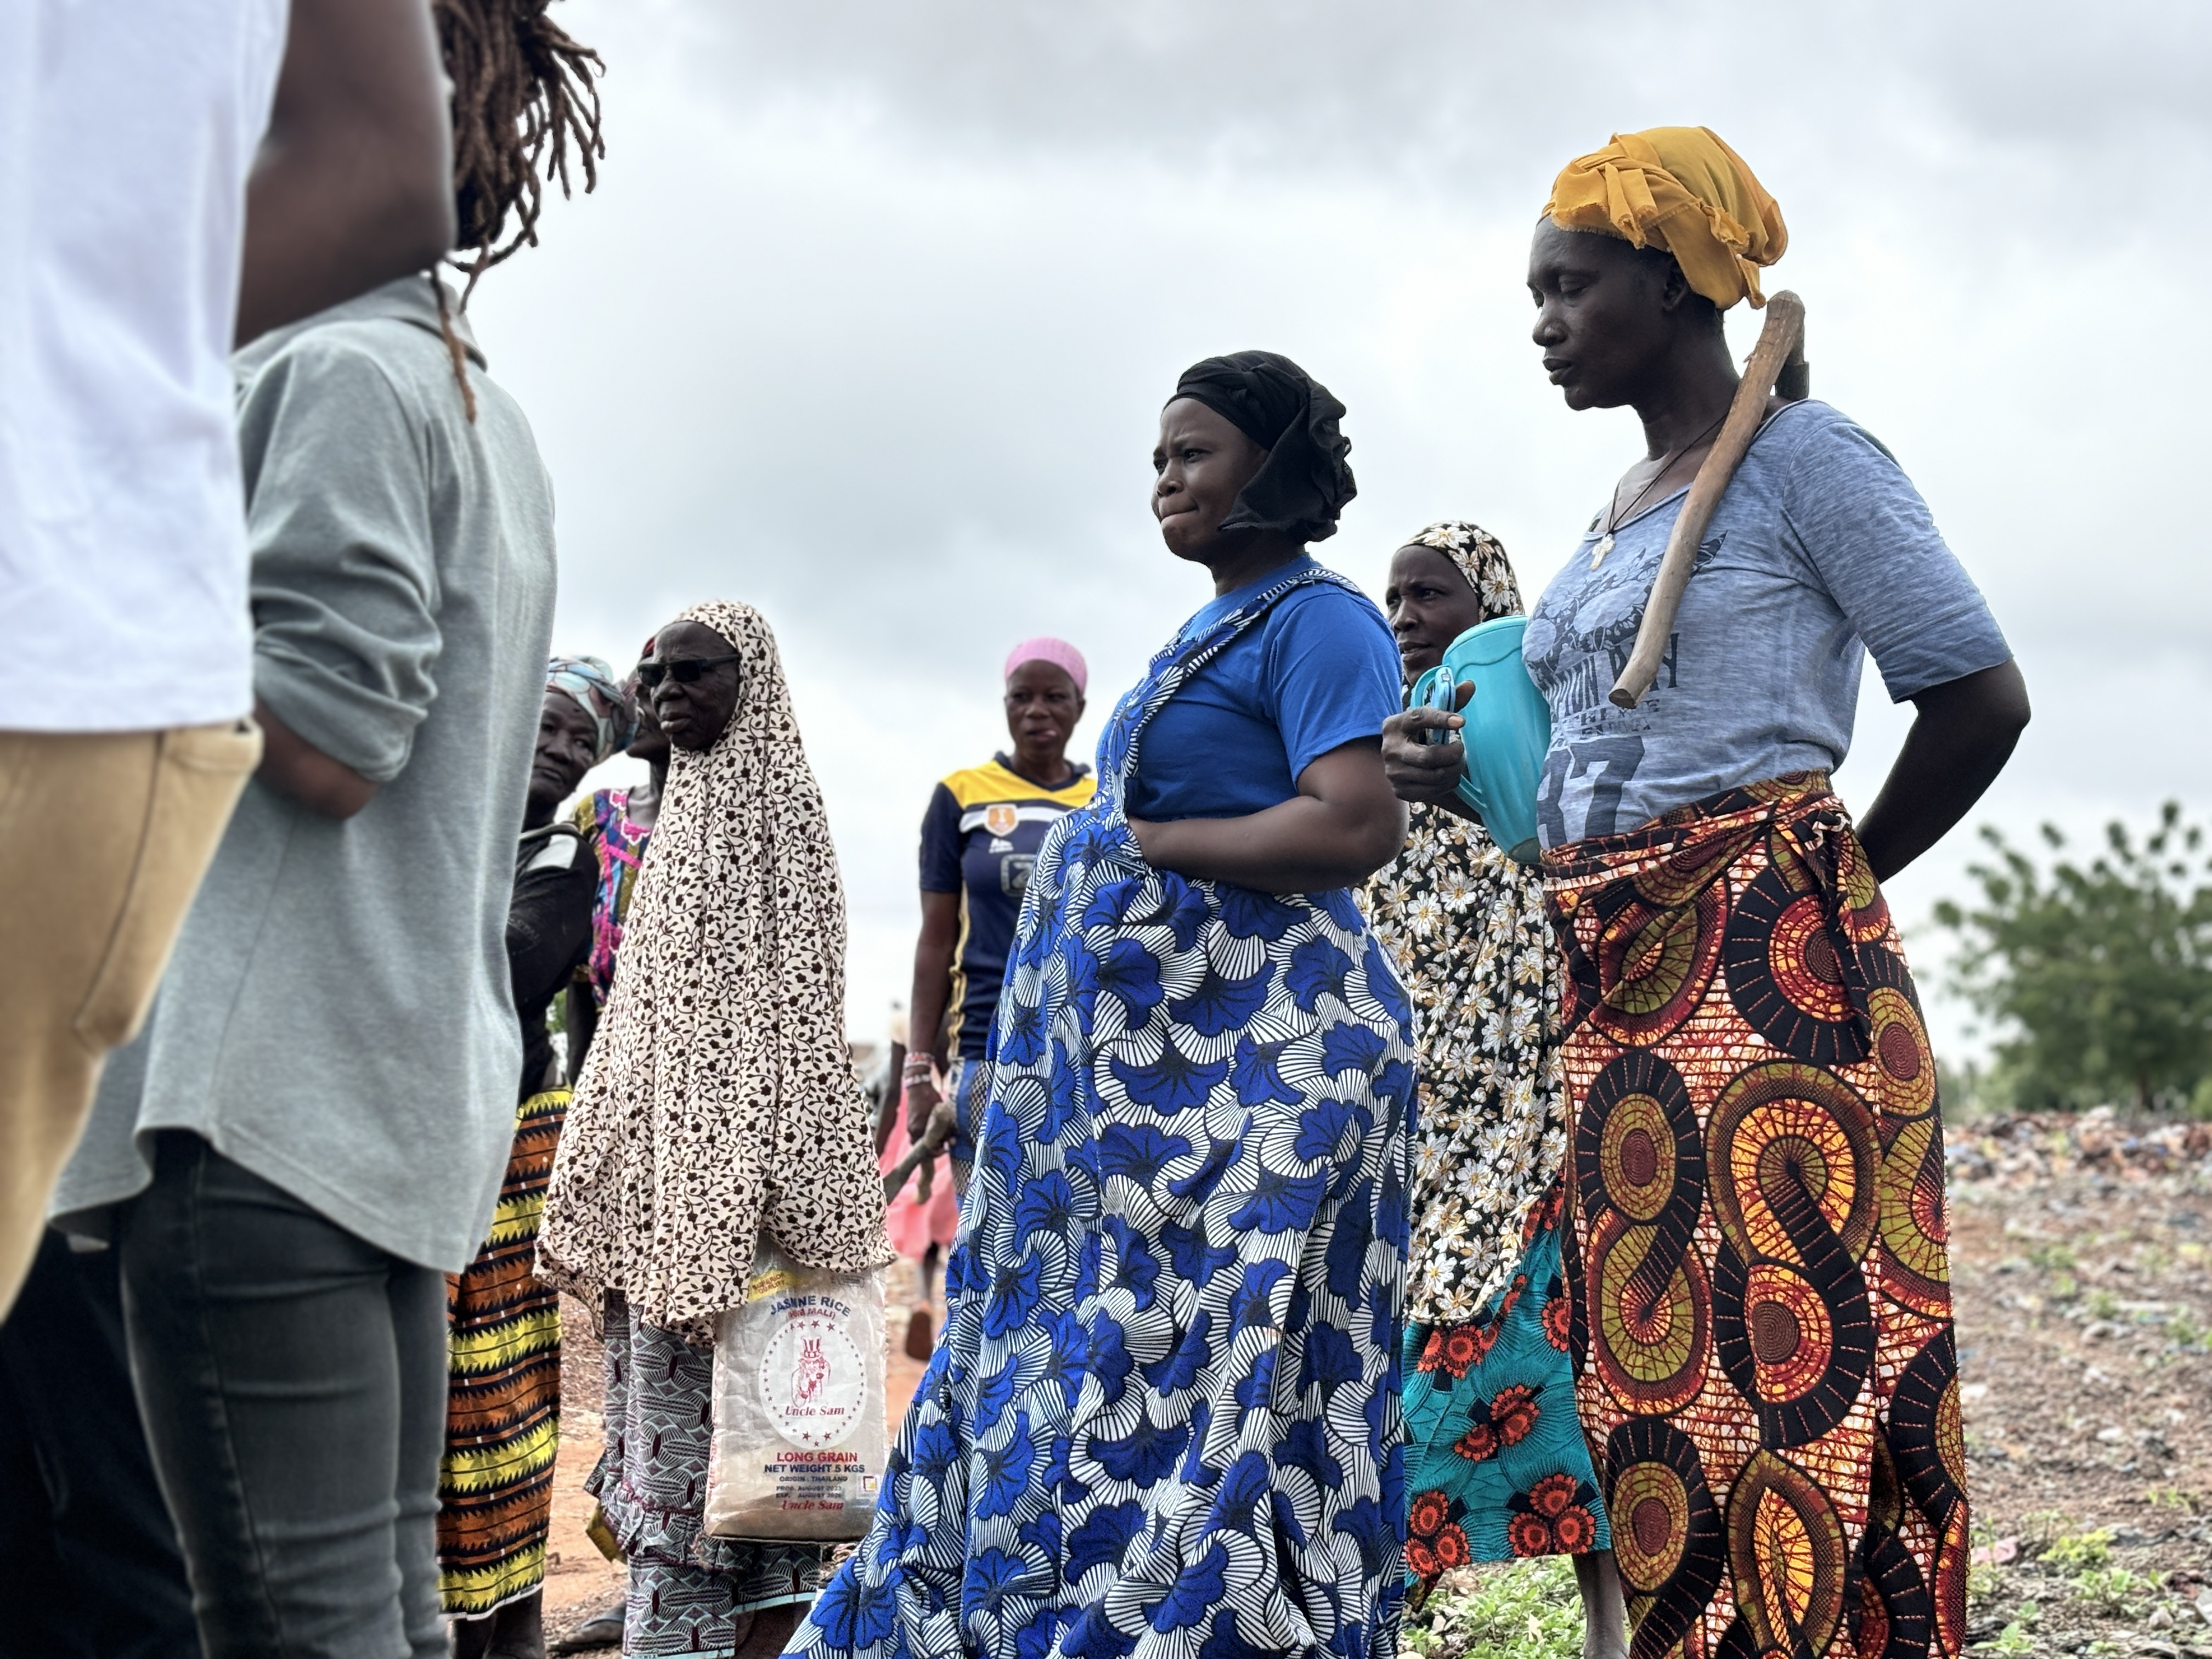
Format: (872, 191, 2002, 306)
(1127, 558, 1401, 821)
(1522, 399, 2011, 848)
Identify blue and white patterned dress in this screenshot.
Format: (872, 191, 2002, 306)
(791, 565, 1417, 1659)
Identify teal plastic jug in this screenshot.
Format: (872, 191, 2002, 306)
(1407, 616, 1550, 866)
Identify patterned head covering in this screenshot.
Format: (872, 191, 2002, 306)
(1169, 350, 1356, 544)
(1368, 526, 1559, 1324)
(1404, 521, 1525, 622)
(1372, 521, 1554, 1323)
(1543, 127, 1786, 309)
(546, 654, 637, 765)
(539, 601, 891, 1338)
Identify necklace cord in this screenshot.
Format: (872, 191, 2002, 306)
(1601, 408, 1729, 536)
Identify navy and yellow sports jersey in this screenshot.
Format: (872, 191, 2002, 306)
(919, 755, 1096, 1060)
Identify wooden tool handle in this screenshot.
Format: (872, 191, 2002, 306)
(883, 1098, 957, 1203)
(1607, 291, 1807, 710)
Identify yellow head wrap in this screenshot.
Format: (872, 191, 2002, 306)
(1543, 127, 1786, 309)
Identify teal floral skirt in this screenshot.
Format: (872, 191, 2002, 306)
(1402, 1185, 1611, 1604)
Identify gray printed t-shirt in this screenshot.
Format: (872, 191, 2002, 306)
(1521, 400, 2010, 849)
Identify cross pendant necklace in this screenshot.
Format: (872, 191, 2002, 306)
(1590, 410, 1727, 569)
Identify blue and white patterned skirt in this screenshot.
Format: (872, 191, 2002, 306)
(792, 811, 1416, 1659)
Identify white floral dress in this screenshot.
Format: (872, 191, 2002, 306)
(1366, 802, 1568, 1327)
(1363, 520, 1607, 1589)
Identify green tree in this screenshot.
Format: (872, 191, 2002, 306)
(1933, 802, 2212, 1113)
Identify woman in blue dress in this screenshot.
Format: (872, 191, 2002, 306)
(792, 351, 1415, 1659)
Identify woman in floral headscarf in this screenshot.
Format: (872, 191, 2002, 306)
(439, 654, 636, 1657)
(1367, 523, 1624, 1656)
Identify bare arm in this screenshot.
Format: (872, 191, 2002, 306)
(235, 0, 455, 346)
(874, 1040, 907, 1157)
(1856, 658, 2030, 882)
(252, 698, 379, 820)
(905, 889, 961, 1139)
(1131, 740, 1407, 894)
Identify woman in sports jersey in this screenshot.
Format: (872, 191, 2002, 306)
(902, 640, 1096, 1198)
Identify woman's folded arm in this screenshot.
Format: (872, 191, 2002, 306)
(1131, 738, 1406, 894)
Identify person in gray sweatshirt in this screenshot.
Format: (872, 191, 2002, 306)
(51, 267, 558, 1657)
(48, 8, 603, 1650)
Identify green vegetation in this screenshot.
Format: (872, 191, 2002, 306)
(2040, 1526, 2113, 1571)
(1969, 1510, 2212, 1650)
(2067, 1565, 2158, 1618)
(2027, 1241, 2079, 1273)
(1936, 803, 2212, 1113)
(1402, 1558, 1582, 1659)
(1965, 1523, 2009, 1610)
(2162, 1309, 2211, 1351)
(1408, 1517, 2205, 1656)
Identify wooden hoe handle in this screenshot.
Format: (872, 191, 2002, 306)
(1607, 291, 1807, 710)
(884, 1097, 957, 1204)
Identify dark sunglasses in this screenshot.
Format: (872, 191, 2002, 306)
(636, 652, 739, 690)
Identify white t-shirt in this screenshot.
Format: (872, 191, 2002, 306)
(0, 0, 288, 731)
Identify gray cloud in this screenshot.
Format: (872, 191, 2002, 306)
(653, 2, 2210, 168)
(473, 0, 2212, 1049)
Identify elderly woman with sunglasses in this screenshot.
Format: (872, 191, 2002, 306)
(540, 609, 890, 1659)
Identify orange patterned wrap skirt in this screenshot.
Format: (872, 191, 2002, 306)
(1544, 774, 1965, 1659)
(437, 1087, 569, 1616)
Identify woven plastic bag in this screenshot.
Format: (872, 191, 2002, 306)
(704, 1240, 888, 1541)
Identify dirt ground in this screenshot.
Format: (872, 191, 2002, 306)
(1946, 1111, 2212, 1654)
(539, 1111, 2212, 1654)
(539, 1301, 621, 1637)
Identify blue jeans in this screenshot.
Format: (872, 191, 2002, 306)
(120, 1132, 449, 1659)
(947, 1057, 990, 1189)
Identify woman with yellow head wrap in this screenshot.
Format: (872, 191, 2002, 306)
(1544, 126, 1787, 311)
(1381, 128, 2030, 1658)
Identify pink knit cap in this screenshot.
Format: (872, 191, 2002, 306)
(1003, 636, 1087, 692)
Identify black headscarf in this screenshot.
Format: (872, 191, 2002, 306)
(1168, 350, 1356, 544)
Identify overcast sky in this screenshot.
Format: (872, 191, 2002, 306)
(466, 0, 2212, 1057)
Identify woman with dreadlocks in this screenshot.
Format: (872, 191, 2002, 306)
(50, 4, 605, 1657)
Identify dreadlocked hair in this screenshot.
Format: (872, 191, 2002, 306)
(428, 0, 605, 416)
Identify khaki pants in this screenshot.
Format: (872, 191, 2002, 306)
(0, 721, 259, 1314)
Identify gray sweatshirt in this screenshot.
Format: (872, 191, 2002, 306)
(54, 277, 558, 1271)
